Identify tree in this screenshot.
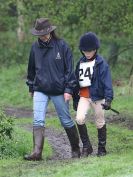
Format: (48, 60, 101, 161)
(84, 0, 133, 65)
(17, 0, 25, 42)
(0, 0, 133, 66)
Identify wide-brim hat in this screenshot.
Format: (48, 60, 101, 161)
(31, 18, 56, 36)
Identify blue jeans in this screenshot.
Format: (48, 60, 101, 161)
(33, 91, 74, 128)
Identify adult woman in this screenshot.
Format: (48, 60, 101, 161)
(24, 18, 80, 160)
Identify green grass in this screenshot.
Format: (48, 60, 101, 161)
(1, 152, 133, 177)
(0, 118, 53, 160)
(110, 84, 133, 124)
(0, 64, 133, 118)
(0, 64, 55, 112)
(0, 117, 133, 177)
(0, 64, 32, 108)
(0, 64, 133, 177)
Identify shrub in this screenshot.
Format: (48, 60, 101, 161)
(0, 109, 14, 158)
(0, 110, 14, 141)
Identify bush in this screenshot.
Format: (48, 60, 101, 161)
(0, 127, 32, 159)
(0, 109, 15, 158)
(0, 109, 14, 141)
(0, 110, 32, 159)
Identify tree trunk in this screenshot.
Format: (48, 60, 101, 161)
(17, 0, 25, 42)
(128, 74, 133, 95)
(129, 64, 133, 77)
(108, 42, 119, 67)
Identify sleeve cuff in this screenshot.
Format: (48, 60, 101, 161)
(64, 88, 73, 95)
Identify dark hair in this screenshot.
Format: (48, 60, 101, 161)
(51, 31, 60, 40)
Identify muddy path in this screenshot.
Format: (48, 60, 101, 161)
(23, 124, 97, 161)
(4, 106, 57, 119)
(4, 107, 99, 160)
(3, 106, 133, 160)
(24, 124, 72, 160)
(4, 106, 133, 130)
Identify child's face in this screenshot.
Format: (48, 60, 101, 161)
(82, 50, 96, 59)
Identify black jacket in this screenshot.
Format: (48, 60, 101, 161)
(27, 38, 76, 95)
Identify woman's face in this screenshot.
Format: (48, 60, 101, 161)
(39, 33, 51, 42)
(82, 50, 96, 59)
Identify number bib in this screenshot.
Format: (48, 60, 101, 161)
(79, 60, 95, 87)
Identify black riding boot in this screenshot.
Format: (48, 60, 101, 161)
(65, 125, 80, 158)
(77, 124, 93, 157)
(97, 124, 107, 157)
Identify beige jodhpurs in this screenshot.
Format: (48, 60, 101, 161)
(76, 97, 105, 129)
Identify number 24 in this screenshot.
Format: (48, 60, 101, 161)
(79, 67, 92, 81)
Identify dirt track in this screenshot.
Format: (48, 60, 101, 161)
(4, 106, 133, 160)
(4, 107, 99, 160)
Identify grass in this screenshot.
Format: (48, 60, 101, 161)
(113, 92, 133, 116)
(0, 64, 133, 176)
(1, 152, 133, 177)
(0, 64, 31, 108)
(0, 64, 55, 112)
(0, 117, 133, 177)
(0, 117, 53, 161)
(0, 64, 133, 118)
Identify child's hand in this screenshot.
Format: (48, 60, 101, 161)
(102, 100, 111, 110)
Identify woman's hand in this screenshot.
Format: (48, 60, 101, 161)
(64, 93, 72, 102)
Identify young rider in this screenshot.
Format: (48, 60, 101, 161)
(73, 32, 113, 157)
